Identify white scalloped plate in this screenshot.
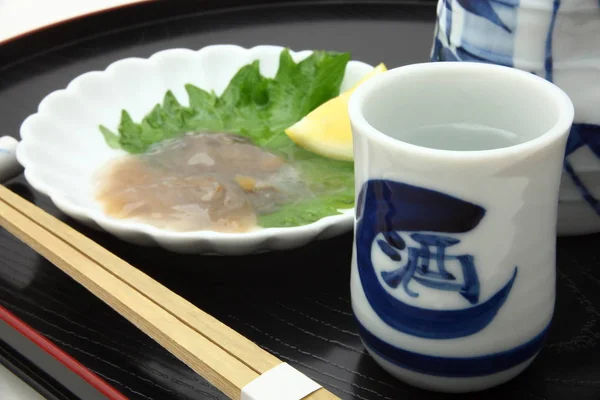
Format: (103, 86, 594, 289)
(17, 45, 373, 254)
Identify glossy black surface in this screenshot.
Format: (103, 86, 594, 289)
(1, 1, 600, 399)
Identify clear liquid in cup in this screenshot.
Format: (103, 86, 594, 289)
(398, 122, 523, 151)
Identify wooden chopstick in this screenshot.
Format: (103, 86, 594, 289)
(0, 185, 339, 400)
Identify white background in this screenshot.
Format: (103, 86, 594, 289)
(0, 0, 146, 42)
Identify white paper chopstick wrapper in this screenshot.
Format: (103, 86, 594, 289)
(0, 136, 23, 183)
(241, 363, 321, 400)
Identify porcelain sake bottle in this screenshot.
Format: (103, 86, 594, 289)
(431, 0, 600, 235)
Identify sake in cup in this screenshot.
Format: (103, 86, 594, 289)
(348, 62, 574, 392)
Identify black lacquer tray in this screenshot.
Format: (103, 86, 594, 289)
(1, 1, 599, 399)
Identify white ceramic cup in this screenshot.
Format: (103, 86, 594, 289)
(348, 62, 574, 393)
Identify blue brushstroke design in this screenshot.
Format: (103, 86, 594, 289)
(381, 247, 420, 298)
(357, 319, 550, 377)
(383, 231, 406, 250)
(564, 159, 600, 215)
(377, 240, 401, 261)
(430, 37, 444, 62)
(492, 0, 520, 5)
(456, 0, 512, 33)
(441, 47, 460, 62)
(444, 0, 453, 43)
(356, 180, 518, 339)
(412, 275, 463, 292)
(400, 249, 420, 298)
(457, 255, 480, 304)
(435, 43, 514, 67)
(356, 179, 486, 231)
(409, 253, 480, 304)
(458, 41, 514, 67)
(544, 0, 561, 81)
(411, 233, 458, 278)
(381, 264, 409, 289)
(566, 123, 600, 159)
(559, 112, 600, 217)
(431, 0, 519, 65)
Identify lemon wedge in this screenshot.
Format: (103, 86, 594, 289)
(285, 63, 387, 161)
